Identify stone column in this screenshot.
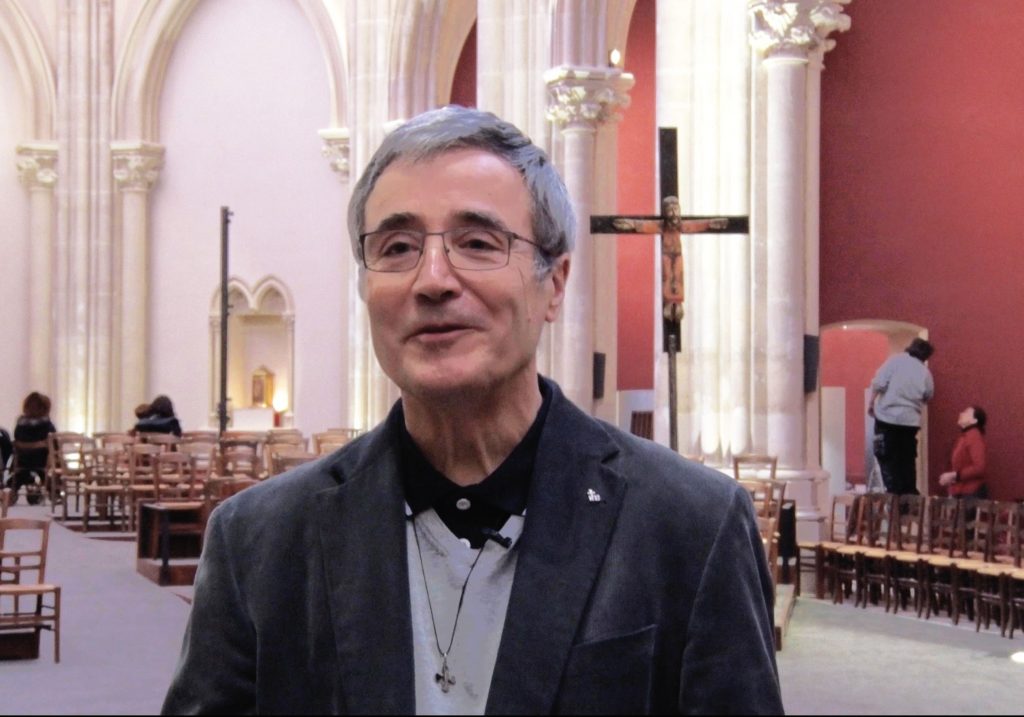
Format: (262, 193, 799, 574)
(749, 0, 850, 533)
(545, 66, 630, 412)
(16, 143, 59, 395)
(112, 141, 164, 429)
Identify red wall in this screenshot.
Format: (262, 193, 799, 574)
(449, 23, 476, 108)
(616, 0, 656, 390)
(820, 0, 1024, 499)
(820, 329, 890, 484)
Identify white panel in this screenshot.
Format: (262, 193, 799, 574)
(820, 385, 845, 496)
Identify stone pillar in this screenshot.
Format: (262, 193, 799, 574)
(749, 0, 850, 532)
(112, 141, 164, 429)
(545, 66, 630, 412)
(16, 143, 58, 396)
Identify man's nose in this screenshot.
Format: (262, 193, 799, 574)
(411, 234, 461, 299)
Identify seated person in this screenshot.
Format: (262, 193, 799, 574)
(9, 392, 57, 504)
(938, 405, 987, 498)
(132, 395, 183, 437)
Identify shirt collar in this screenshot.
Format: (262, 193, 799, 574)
(398, 378, 552, 519)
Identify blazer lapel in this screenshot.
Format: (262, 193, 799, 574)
(486, 387, 626, 714)
(315, 427, 415, 715)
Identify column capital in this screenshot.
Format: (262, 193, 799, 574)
(111, 141, 165, 191)
(544, 66, 634, 130)
(318, 127, 350, 180)
(748, 0, 851, 59)
(16, 142, 58, 189)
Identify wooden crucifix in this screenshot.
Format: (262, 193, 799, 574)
(591, 128, 749, 453)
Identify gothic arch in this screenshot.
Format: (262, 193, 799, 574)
(112, 0, 348, 141)
(388, 0, 476, 118)
(0, 0, 55, 138)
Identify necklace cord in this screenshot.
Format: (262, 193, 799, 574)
(412, 516, 486, 658)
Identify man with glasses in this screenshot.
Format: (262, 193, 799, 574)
(164, 106, 782, 715)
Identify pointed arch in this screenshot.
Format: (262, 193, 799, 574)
(388, 0, 476, 118)
(0, 0, 55, 138)
(113, 0, 348, 141)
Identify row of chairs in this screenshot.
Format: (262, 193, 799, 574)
(798, 493, 1024, 636)
(44, 427, 365, 530)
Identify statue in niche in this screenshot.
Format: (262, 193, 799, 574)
(251, 366, 275, 408)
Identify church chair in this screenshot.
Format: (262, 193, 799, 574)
(921, 497, 964, 622)
(177, 441, 218, 483)
(855, 493, 897, 609)
(796, 493, 856, 598)
(126, 443, 163, 532)
(312, 433, 352, 456)
(219, 446, 260, 480)
(219, 432, 266, 474)
(825, 494, 867, 603)
(9, 439, 49, 506)
(947, 499, 997, 625)
(628, 411, 654, 440)
(81, 445, 131, 533)
(0, 518, 61, 662)
(0, 489, 9, 519)
(152, 453, 201, 502)
(756, 513, 781, 589)
(180, 430, 219, 444)
(312, 429, 361, 454)
(204, 476, 259, 502)
(139, 433, 180, 451)
(270, 450, 318, 477)
(92, 432, 135, 449)
(50, 433, 95, 521)
(971, 501, 1019, 635)
(732, 454, 778, 482)
(263, 433, 307, 477)
(886, 494, 926, 615)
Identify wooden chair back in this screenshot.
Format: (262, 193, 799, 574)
(153, 453, 200, 501)
(181, 430, 219, 444)
(738, 478, 786, 520)
(0, 489, 9, 519)
(826, 494, 858, 542)
(139, 432, 180, 450)
(733, 454, 778, 482)
(0, 517, 61, 661)
(177, 442, 218, 480)
(892, 494, 925, 552)
(219, 446, 260, 479)
(861, 493, 896, 549)
(958, 498, 995, 559)
(272, 451, 318, 476)
(923, 496, 960, 557)
(629, 411, 654, 440)
(0, 517, 51, 584)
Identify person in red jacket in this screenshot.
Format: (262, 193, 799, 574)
(938, 405, 987, 498)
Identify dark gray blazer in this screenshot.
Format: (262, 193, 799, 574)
(163, 381, 783, 715)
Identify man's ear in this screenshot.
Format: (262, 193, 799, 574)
(544, 254, 570, 323)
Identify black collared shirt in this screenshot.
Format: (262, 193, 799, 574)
(397, 379, 551, 549)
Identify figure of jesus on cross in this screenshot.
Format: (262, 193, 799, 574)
(591, 128, 748, 453)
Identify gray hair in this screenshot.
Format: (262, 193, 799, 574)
(347, 105, 576, 276)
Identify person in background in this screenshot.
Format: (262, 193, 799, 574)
(868, 337, 934, 495)
(9, 392, 57, 504)
(938, 406, 987, 498)
(132, 395, 182, 437)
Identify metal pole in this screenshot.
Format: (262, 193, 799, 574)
(668, 333, 678, 453)
(218, 206, 232, 435)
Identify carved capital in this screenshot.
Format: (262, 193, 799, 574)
(318, 127, 350, 179)
(544, 67, 633, 129)
(111, 141, 165, 191)
(748, 0, 851, 59)
(16, 143, 58, 189)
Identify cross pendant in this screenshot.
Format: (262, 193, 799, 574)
(435, 656, 456, 693)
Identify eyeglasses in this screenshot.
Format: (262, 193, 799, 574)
(359, 227, 548, 273)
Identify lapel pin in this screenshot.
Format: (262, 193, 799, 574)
(587, 489, 602, 503)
